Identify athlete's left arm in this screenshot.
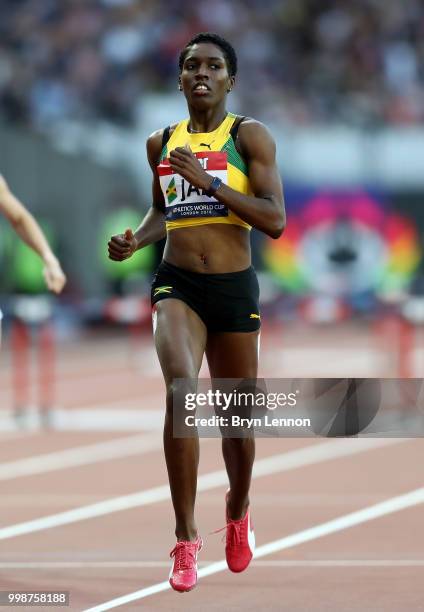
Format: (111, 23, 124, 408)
(168, 120, 286, 238)
(0, 175, 66, 293)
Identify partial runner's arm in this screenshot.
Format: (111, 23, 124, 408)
(0, 174, 66, 293)
(108, 130, 166, 261)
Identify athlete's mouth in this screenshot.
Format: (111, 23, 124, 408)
(192, 83, 211, 92)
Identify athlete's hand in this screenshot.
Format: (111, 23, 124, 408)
(43, 256, 66, 294)
(108, 228, 138, 261)
(169, 145, 212, 191)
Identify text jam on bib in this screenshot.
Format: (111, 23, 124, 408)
(158, 151, 228, 221)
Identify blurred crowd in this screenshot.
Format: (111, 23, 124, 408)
(0, 0, 423, 130)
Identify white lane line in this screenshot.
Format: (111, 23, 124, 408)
(0, 433, 163, 481)
(248, 560, 424, 567)
(1, 560, 424, 569)
(50, 408, 163, 432)
(0, 431, 37, 440)
(83, 486, 424, 612)
(0, 438, 406, 540)
(0, 406, 164, 433)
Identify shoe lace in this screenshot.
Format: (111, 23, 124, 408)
(212, 518, 245, 546)
(170, 541, 196, 571)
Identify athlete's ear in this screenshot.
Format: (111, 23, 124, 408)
(227, 76, 235, 93)
(178, 78, 183, 91)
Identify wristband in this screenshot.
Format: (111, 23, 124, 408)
(205, 176, 222, 197)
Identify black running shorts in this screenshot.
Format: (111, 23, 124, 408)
(151, 260, 260, 332)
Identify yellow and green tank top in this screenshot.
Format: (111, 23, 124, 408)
(157, 112, 251, 231)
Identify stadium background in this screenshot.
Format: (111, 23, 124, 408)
(0, 0, 423, 308)
(0, 3, 424, 610)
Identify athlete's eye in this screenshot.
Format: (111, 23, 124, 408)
(185, 63, 195, 70)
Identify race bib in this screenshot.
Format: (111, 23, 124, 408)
(158, 151, 228, 221)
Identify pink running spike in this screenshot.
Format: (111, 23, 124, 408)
(169, 535, 203, 592)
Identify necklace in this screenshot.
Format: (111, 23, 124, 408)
(187, 113, 228, 134)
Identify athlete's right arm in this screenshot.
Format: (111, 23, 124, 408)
(108, 131, 166, 261)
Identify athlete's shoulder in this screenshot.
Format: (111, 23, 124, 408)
(237, 117, 276, 159)
(146, 122, 181, 163)
(146, 121, 182, 146)
(238, 117, 274, 140)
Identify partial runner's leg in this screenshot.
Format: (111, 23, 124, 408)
(206, 331, 259, 520)
(154, 299, 207, 541)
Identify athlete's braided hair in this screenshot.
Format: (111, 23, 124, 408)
(179, 32, 238, 77)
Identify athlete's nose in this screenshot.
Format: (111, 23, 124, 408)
(195, 63, 209, 79)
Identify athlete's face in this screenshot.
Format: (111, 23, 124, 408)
(179, 43, 234, 106)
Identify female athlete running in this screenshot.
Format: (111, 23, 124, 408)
(108, 32, 285, 592)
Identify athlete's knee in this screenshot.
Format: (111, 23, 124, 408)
(166, 378, 198, 416)
(222, 436, 255, 449)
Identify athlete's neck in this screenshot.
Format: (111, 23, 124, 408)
(187, 106, 228, 134)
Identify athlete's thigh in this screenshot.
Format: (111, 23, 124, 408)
(153, 298, 207, 385)
(206, 330, 260, 379)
